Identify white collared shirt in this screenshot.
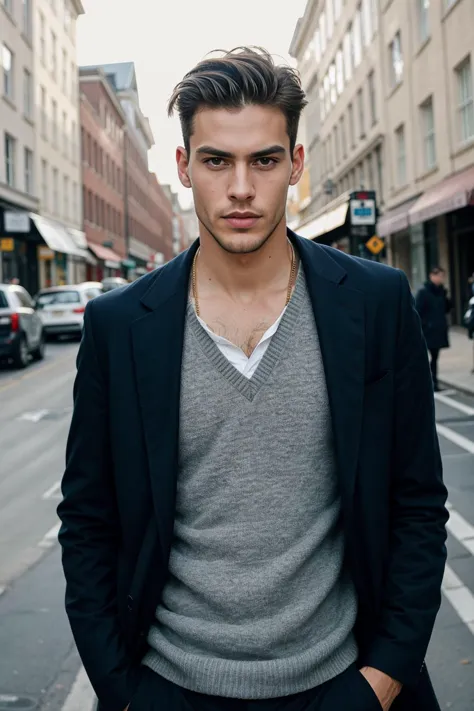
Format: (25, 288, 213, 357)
(196, 307, 287, 379)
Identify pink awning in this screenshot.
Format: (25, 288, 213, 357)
(409, 165, 474, 225)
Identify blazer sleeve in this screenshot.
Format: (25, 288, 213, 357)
(57, 301, 138, 711)
(361, 271, 449, 686)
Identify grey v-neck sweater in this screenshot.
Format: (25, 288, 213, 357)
(143, 268, 358, 699)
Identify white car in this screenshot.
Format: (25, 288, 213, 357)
(35, 282, 103, 338)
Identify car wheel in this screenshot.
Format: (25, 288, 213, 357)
(32, 333, 45, 361)
(13, 335, 29, 369)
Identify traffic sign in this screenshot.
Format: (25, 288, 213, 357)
(365, 235, 385, 255)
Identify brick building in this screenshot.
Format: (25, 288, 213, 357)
(79, 67, 126, 280)
(80, 62, 174, 278)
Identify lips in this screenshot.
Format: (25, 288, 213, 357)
(223, 213, 261, 229)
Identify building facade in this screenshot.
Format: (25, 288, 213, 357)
(79, 67, 127, 281)
(34, 0, 88, 288)
(0, 0, 39, 288)
(291, 0, 474, 321)
(84, 62, 173, 278)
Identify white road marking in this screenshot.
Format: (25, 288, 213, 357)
(38, 522, 61, 549)
(61, 666, 95, 711)
(42, 480, 62, 500)
(18, 409, 50, 423)
(436, 424, 474, 455)
(446, 506, 474, 556)
(435, 392, 474, 416)
(442, 564, 474, 634)
(440, 389, 457, 396)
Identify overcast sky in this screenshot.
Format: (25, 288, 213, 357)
(77, 0, 308, 208)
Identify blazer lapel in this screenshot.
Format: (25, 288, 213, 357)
(131, 242, 198, 562)
(292, 233, 365, 524)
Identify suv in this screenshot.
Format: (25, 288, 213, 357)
(0, 284, 45, 368)
(35, 282, 103, 338)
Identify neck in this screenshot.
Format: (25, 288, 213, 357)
(196, 223, 293, 303)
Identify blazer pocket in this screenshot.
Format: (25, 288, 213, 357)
(365, 370, 392, 389)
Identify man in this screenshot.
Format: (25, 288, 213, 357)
(58, 48, 448, 711)
(415, 267, 452, 392)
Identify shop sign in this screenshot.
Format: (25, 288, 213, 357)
(365, 235, 385, 255)
(0, 238, 15, 252)
(4, 211, 30, 233)
(38, 246, 54, 260)
(350, 198, 376, 226)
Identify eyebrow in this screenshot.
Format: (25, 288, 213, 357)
(195, 145, 287, 159)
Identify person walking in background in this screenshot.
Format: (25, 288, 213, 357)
(415, 267, 452, 392)
(58, 47, 448, 711)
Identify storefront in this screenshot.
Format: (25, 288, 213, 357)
(86, 242, 123, 282)
(296, 191, 383, 260)
(0, 207, 41, 295)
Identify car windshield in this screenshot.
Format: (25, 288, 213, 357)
(36, 290, 81, 307)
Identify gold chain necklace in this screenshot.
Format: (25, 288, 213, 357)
(191, 242, 297, 318)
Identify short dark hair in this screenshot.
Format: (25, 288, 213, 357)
(430, 266, 445, 275)
(168, 47, 307, 155)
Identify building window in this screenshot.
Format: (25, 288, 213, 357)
(63, 175, 69, 220)
(375, 144, 383, 203)
(64, 0, 72, 31)
(417, 0, 430, 44)
(4, 133, 16, 187)
(371, 0, 379, 33)
(52, 168, 59, 213)
(320, 12, 327, 54)
(395, 124, 406, 186)
(456, 57, 474, 144)
(367, 152, 374, 189)
(340, 116, 347, 159)
(72, 181, 77, 222)
(39, 13, 46, 65)
(40, 87, 47, 139)
(62, 49, 67, 93)
(334, 0, 342, 20)
(314, 28, 321, 64)
(62, 111, 68, 156)
(348, 103, 355, 147)
(334, 126, 340, 165)
(23, 69, 33, 119)
(368, 70, 376, 125)
(41, 159, 48, 209)
(326, 0, 334, 40)
(24, 148, 34, 194)
(336, 48, 344, 95)
(52, 99, 58, 147)
(390, 32, 404, 87)
(329, 62, 337, 105)
(354, 7, 363, 67)
(343, 30, 353, 82)
(2, 0, 13, 14)
(421, 97, 436, 169)
(2, 45, 14, 100)
(51, 31, 57, 80)
(362, 0, 373, 46)
(22, 0, 32, 40)
(357, 88, 365, 137)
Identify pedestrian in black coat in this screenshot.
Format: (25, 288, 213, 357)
(415, 267, 452, 391)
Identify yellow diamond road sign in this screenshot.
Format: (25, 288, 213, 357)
(366, 235, 385, 255)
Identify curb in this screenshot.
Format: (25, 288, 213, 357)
(439, 379, 474, 398)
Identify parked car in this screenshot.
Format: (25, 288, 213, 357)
(102, 277, 128, 292)
(0, 283, 45, 368)
(35, 282, 103, 339)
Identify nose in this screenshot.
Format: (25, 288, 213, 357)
(228, 164, 256, 202)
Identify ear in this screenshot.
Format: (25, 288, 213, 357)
(289, 144, 305, 186)
(176, 146, 192, 188)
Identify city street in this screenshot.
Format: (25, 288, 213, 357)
(0, 344, 473, 710)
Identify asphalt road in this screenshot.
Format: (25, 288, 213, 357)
(0, 344, 473, 711)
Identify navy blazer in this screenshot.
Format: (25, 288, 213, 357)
(58, 232, 449, 711)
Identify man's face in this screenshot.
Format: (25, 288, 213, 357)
(176, 105, 304, 254)
(430, 271, 445, 286)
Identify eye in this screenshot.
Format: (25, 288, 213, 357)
(205, 157, 226, 168)
(255, 157, 277, 168)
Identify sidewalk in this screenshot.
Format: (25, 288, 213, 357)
(439, 327, 474, 395)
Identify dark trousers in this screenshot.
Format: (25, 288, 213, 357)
(127, 664, 382, 711)
(429, 349, 440, 388)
